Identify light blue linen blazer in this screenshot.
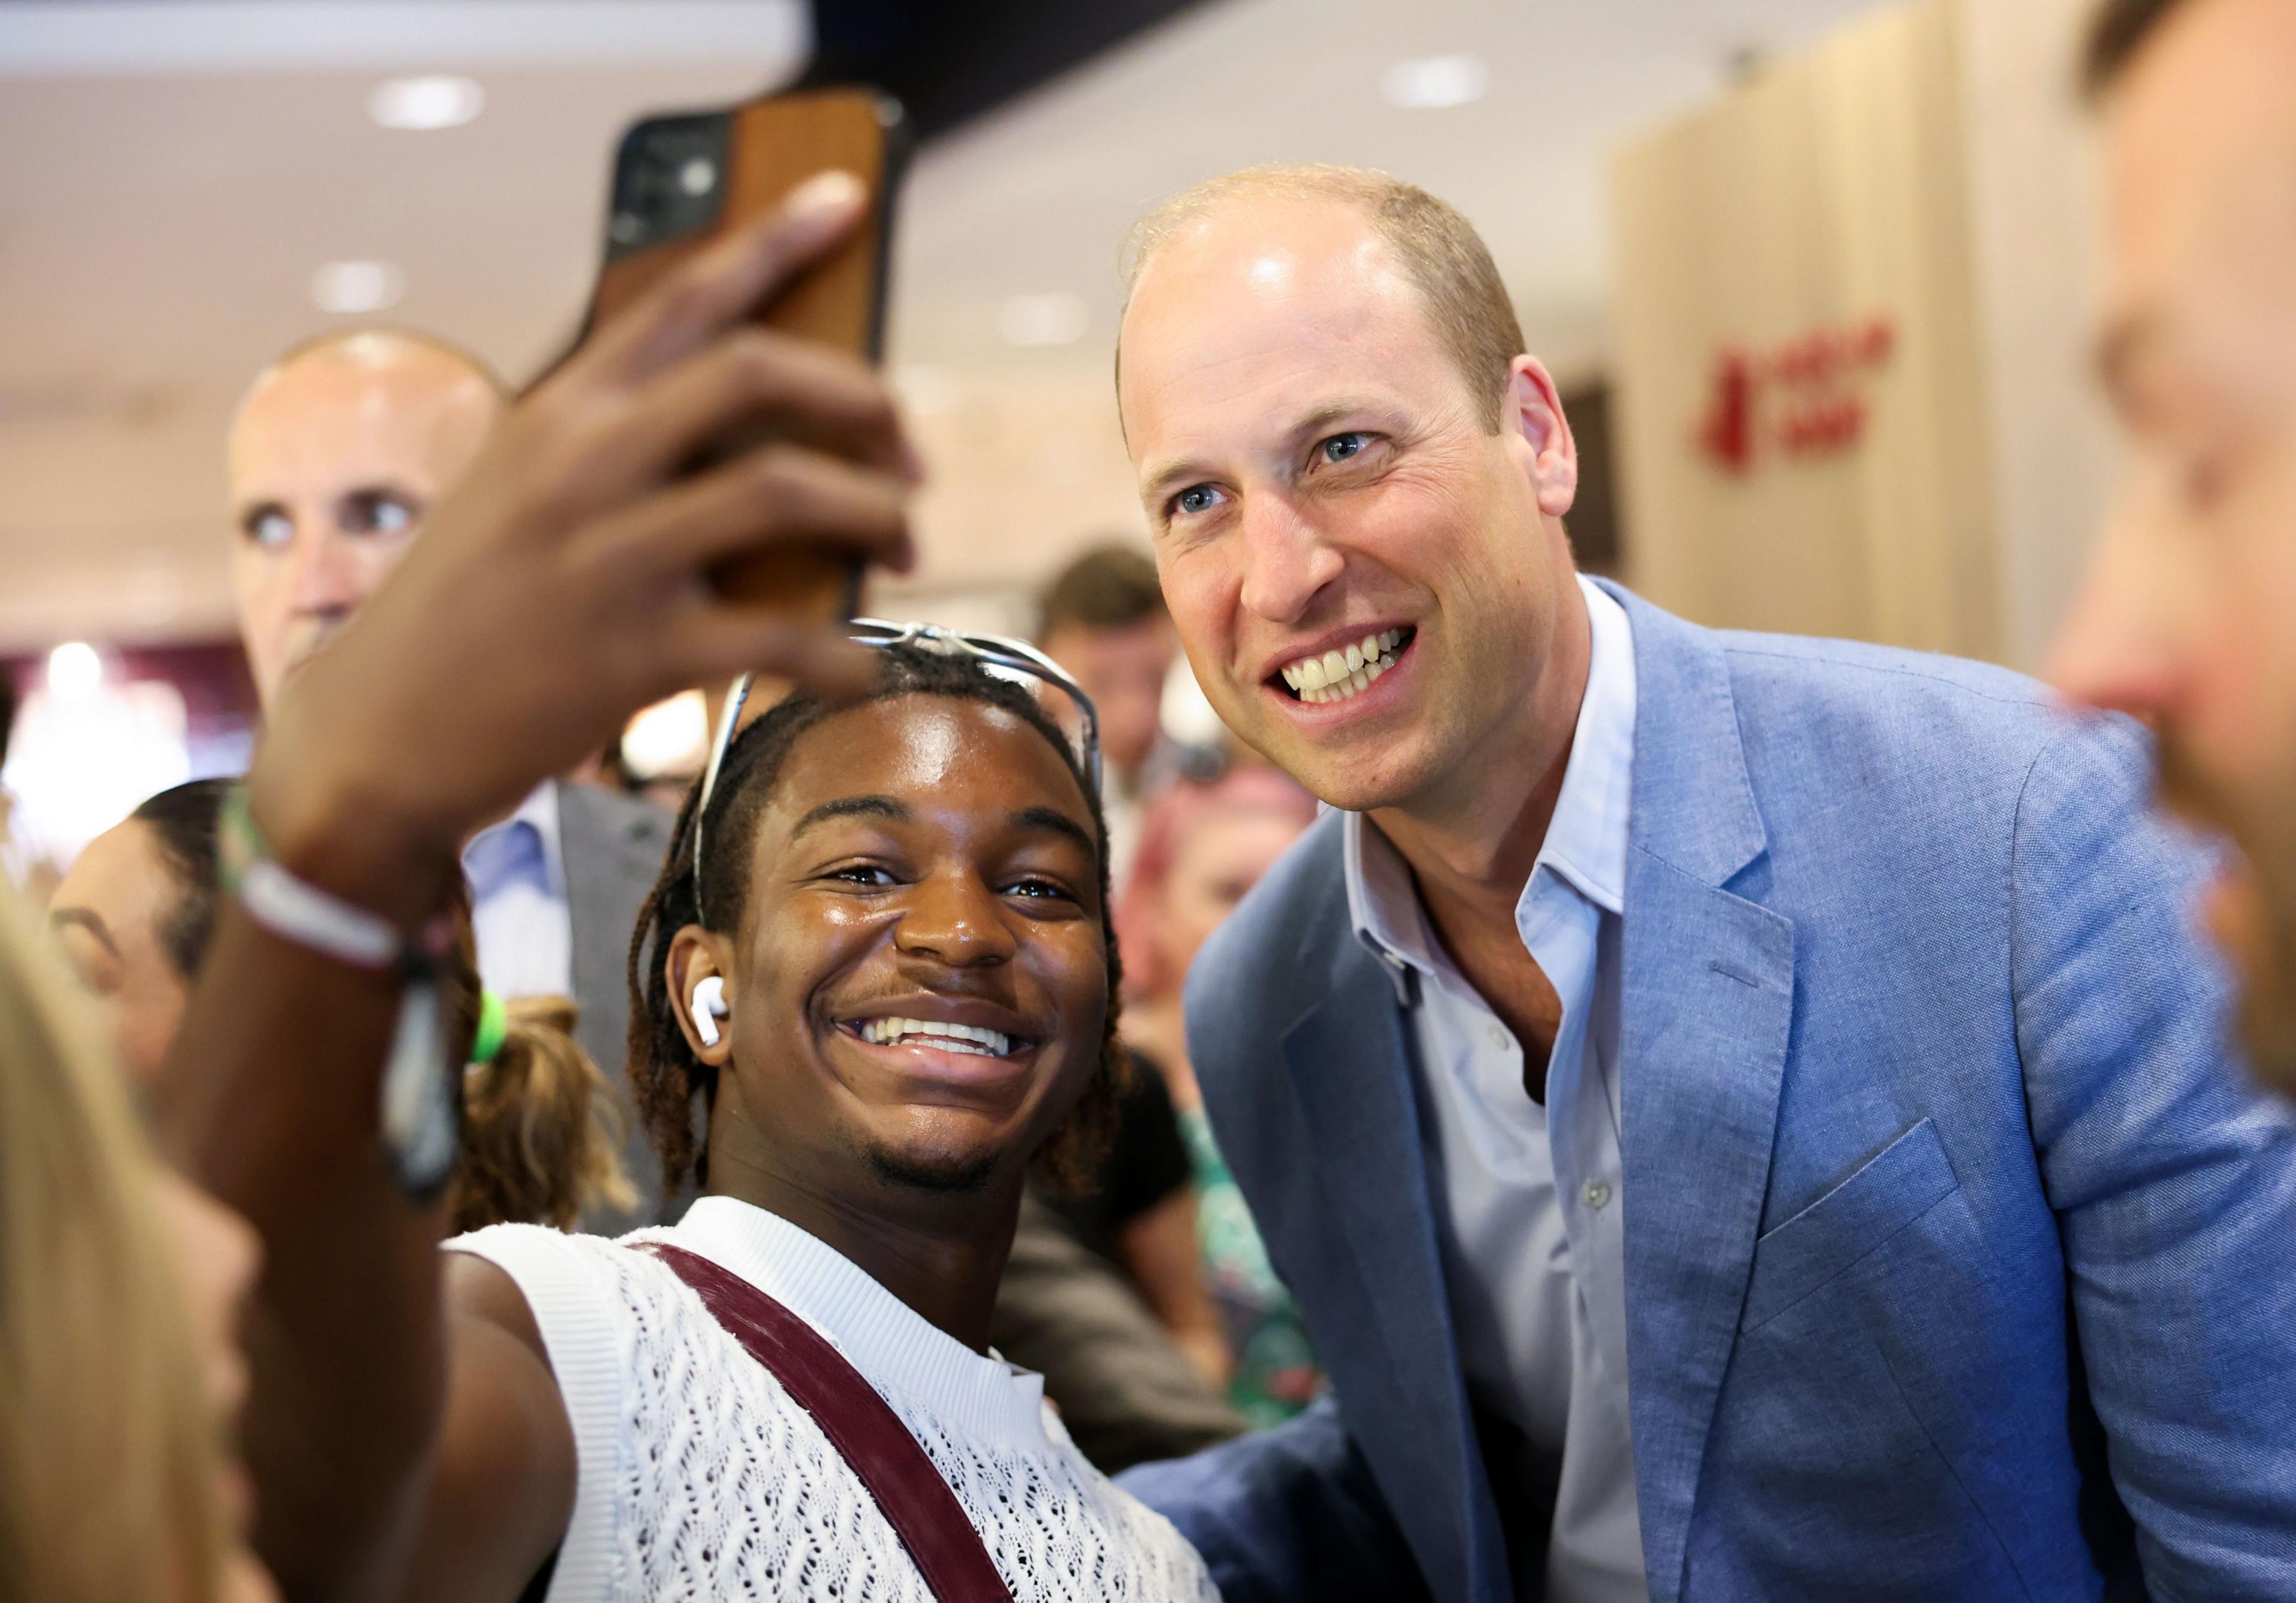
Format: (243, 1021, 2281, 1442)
(1121, 583, 2296, 1602)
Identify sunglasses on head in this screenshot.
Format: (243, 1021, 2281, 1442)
(692, 619, 1104, 896)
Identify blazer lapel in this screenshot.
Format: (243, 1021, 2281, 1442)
(1606, 587, 1797, 1603)
(556, 780, 677, 1229)
(1283, 939, 1513, 1603)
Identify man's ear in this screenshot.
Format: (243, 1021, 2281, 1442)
(1505, 353, 1579, 520)
(665, 926, 734, 1069)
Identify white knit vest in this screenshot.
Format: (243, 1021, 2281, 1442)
(451, 1199, 1220, 1603)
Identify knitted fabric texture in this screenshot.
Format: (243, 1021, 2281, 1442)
(482, 1225, 1220, 1602)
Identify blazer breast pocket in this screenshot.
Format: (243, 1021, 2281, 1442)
(1739, 1117, 1961, 1332)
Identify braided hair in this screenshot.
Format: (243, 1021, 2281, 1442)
(624, 640, 1128, 1195)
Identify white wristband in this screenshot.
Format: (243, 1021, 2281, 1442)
(236, 856, 404, 970)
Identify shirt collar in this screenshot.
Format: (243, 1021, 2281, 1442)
(463, 781, 564, 899)
(668, 1195, 1052, 1454)
(512, 779, 561, 863)
(1345, 573, 1638, 973)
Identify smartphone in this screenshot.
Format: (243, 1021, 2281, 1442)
(585, 86, 908, 621)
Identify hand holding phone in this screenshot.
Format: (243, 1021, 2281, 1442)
(586, 87, 909, 622)
(252, 176, 917, 923)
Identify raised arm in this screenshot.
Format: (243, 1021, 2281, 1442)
(158, 173, 917, 1602)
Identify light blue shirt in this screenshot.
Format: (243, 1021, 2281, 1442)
(1344, 575, 1643, 1602)
(462, 780, 575, 1002)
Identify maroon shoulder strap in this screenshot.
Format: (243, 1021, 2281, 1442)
(637, 1242, 1016, 1603)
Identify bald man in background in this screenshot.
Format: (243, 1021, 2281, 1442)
(227, 328, 673, 1229)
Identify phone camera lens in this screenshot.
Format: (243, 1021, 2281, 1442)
(677, 158, 717, 197)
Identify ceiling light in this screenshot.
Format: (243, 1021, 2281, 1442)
(997, 292, 1089, 349)
(369, 74, 486, 130)
(309, 259, 406, 314)
(1160, 657, 1226, 749)
(1381, 54, 1488, 110)
(46, 641, 102, 698)
(620, 691, 709, 780)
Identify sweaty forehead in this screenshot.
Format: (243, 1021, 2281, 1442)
(767, 695, 1092, 833)
(1119, 194, 1454, 444)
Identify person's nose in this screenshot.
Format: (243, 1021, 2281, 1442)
(1236, 495, 1345, 626)
(2045, 506, 2187, 724)
(287, 523, 367, 617)
(891, 870, 1016, 968)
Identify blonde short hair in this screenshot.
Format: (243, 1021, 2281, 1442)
(1119, 163, 1526, 430)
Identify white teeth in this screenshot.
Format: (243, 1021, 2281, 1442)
(1281, 629, 1409, 709)
(858, 1016, 1013, 1056)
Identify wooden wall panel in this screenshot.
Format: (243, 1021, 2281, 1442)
(1608, 0, 2001, 659)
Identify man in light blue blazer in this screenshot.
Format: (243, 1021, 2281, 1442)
(1111, 162, 2296, 1601)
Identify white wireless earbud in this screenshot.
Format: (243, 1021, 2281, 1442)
(690, 975, 729, 1047)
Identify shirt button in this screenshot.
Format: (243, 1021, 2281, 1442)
(1582, 1178, 1613, 1211)
(1487, 1022, 1512, 1052)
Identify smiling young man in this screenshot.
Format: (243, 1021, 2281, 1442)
(1112, 165, 2296, 1602)
(2050, 0, 2296, 1095)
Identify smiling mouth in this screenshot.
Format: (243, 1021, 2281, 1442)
(1275, 627, 1413, 706)
(846, 1016, 1024, 1058)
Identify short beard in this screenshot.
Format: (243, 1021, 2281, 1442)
(862, 1141, 997, 1195)
(2228, 871, 2296, 1094)
(2158, 733, 2296, 1094)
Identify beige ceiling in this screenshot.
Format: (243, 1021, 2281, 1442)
(0, 0, 1885, 654)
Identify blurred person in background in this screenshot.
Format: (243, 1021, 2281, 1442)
(227, 327, 673, 1228)
(1113, 163, 2296, 1602)
(0, 883, 273, 1603)
(2053, 0, 2296, 1099)
(50, 777, 636, 1233)
(1024, 1029, 1234, 1399)
(48, 778, 224, 1083)
(1037, 544, 1180, 883)
(989, 1183, 1247, 1473)
(1119, 765, 1323, 1427)
(1009, 550, 1253, 1468)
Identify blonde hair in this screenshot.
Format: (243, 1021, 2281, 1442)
(1119, 163, 1527, 429)
(449, 994, 638, 1235)
(0, 886, 227, 1602)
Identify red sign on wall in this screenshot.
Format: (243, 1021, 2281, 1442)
(1694, 315, 1895, 475)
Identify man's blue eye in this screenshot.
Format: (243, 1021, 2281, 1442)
(1174, 485, 1219, 516)
(243, 509, 294, 551)
(1322, 433, 1369, 463)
